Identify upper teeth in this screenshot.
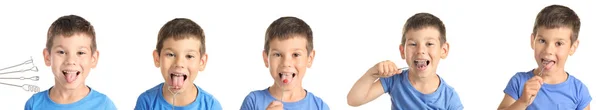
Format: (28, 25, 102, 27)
(415, 60, 427, 64)
(63, 70, 77, 74)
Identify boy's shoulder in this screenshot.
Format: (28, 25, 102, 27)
(138, 83, 164, 97)
(25, 89, 51, 107)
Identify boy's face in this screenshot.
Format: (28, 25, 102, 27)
(153, 37, 207, 93)
(43, 34, 98, 90)
(400, 27, 449, 78)
(531, 27, 578, 73)
(263, 36, 315, 91)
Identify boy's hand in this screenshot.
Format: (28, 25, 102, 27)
(266, 101, 283, 110)
(519, 76, 543, 105)
(368, 60, 400, 78)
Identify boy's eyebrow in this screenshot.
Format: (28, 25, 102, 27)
(52, 45, 64, 49)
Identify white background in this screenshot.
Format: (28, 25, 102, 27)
(0, 0, 597, 110)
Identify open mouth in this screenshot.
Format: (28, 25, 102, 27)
(414, 59, 430, 70)
(169, 72, 188, 89)
(62, 70, 81, 83)
(541, 58, 555, 69)
(278, 72, 296, 84)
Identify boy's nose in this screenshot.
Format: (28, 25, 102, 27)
(281, 56, 293, 67)
(416, 45, 426, 55)
(173, 57, 185, 68)
(543, 44, 556, 55)
(64, 55, 77, 65)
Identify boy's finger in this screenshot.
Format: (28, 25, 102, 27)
(269, 101, 282, 107)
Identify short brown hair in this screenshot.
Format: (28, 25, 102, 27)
(401, 13, 446, 45)
(264, 16, 313, 54)
(156, 18, 206, 55)
(532, 4, 580, 44)
(46, 15, 96, 52)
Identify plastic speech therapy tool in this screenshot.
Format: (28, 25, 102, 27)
(0, 76, 40, 81)
(0, 57, 38, 75)
(372, 67, 409, 77)
(0, 82, 40, 93)
(278, 73, 295, 102)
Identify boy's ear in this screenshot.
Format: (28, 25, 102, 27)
(262, 50, 269, 68)
(198, 53, 208, 71)
(307, 50, 316, 68)
(441, 42, 450, 59)
(569, 40, 579, 56)
(91, 50, 99, 68)
(399, 44, 406, 59)
(153, 50, 160, 68)
(43, 48, 51, 66)
(530, 33, 536, 50)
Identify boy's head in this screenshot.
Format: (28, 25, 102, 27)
(530, 5, 580, 73)
(262, 16, 315, 91)
(399, 13, 449, 77)
(153, 18, 207, 93)
(43, 15, 99, 90)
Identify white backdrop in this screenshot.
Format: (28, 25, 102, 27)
(0, 0, 597, 110)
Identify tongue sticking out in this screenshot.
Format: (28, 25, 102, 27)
(542, 60, 555, 70)
(170, 74, 186, 89)
(65, 72, 78, 83)
(279, 73, 295, 84)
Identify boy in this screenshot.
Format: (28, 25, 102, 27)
(134, 18, 221, 110)
(497, 5, 591, 110)
(25, 15, 116, 110)
(240, 16, 329, 110)
(347, 13, 463, 110)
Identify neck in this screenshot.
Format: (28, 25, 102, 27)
(535, 68, 568, 84)
(407, 71, 440, 94)
(269, 83, 306, 102)
(49, 84, 90, 104)
(162, 84, 198, 106)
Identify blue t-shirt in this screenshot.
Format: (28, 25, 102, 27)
(24, 86, 116, 110)
(135, 83, 221, 110)
(503, 69, 592, 110)
(380, 69, 463, 110)
(240, 88, 329, 110)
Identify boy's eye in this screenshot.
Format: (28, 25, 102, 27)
(166, 53, 175, 57)
(408, 43, 417, 46)
(186, 55, 195, 59)
(556, 42, 564, 46)
(426, 43, 434, 46)
(57, 50, 65, 54)
(292, 53, 300, 57)
(272, 53, 281, 57)
(538, 39, 546, 44)
(77, 52, 86, 55)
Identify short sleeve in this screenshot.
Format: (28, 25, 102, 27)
(105, 98, 117, 110)
(134, 93, 148, 110)
(320, 100, 330, 110)
(379, 74, 398, 93)
(448, 89, 464, 110)
(240, 92, 256, 110)
(503, 73, 523, 100)
(210, 97, 222, 110)
(24, 96, 34, 110)
(577, 82, 592, 110)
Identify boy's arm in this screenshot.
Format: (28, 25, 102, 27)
(346, 72, 386, 107)
(497, 93, 528, 110)
(584, 105, 590, 110)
